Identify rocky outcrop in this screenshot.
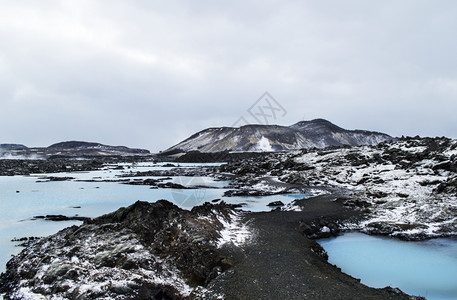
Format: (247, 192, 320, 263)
(0, 200, 244, 299)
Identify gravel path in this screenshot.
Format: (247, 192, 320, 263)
(207, 194, 422, 299)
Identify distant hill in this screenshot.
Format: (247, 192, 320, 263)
(0, 141, 150, 159)
(47, 141, 105, 149)
(0, 144, 28, 150)
(163, 118, 394, 154)
(44, 141, 151, 157)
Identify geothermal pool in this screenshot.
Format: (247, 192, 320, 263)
(319, 232, 457, 300)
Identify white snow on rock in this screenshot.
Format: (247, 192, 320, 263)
(291, 138, 457, 238)
(251, 180, 287, 194)
(217, 211, 252, 247)
(8, 227, 196, 299)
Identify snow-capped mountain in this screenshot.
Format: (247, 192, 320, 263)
(163, 119, 394, 154)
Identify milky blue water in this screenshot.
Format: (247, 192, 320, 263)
(318, 232, 457, 300)
(0, 162, 305, 273)
(2, 162, 457, 300)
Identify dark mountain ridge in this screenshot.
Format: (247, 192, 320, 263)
(47, 141, 106, 149)
(0, 144, 28, 150)
(0, 141, 150, 159)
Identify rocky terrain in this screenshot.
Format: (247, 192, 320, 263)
(0, 140, 154, 176)
(0, 141, 151, 160)
(0, 200, 247, 299)
(0, 158, 105, 176)
(162, 118, 393, 155)
(1, 136, 455, 299)
(0, 156, 152, 176)
(0, 198, 422, 300)
(219, 136, 457, 240)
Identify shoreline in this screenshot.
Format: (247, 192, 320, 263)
(0, 194, 424, 299)
(208, 193, 423, 299)
(1, 136, 456, 298)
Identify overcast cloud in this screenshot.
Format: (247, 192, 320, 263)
(1, 0, 456, 152)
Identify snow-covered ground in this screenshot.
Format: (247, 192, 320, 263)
(8, 226, 195, 299)
(290, 138, 457, 239)
(220, 137, 457, 239)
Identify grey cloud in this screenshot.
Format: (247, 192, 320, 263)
(1, 1, 456, 152)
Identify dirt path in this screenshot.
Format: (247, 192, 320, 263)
(207, 194, 421, 299)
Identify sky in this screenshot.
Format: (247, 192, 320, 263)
(1, 0, 456, 152)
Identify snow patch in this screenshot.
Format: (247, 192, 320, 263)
(256, 136, 273, 152)
(282, 202, 302, 212)
(217, 212, 252, 247)
(251, 181, 286, 194)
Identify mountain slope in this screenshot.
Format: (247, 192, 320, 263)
(290, 119, 392, 148)
(164, 119, 394, 153)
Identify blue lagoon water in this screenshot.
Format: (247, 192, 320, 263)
(2, 161, 457, 300)
(0, 162, 305, 272)
(319, 232, 457, 300)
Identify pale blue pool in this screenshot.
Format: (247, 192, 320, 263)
(0, 162, 306, 272)
(319, 232, 457, 300)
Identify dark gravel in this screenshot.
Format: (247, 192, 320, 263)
(207, 194, 422, 299)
